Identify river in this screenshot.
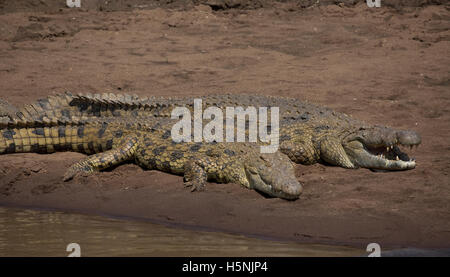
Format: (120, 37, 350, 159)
(0, 207, 365, 257)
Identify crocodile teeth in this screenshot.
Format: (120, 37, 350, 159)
(396, 156, 399, 161)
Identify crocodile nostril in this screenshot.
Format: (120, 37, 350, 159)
(284, 181, 303, 197)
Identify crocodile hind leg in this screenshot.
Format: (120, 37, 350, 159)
(183, 159, 208, 192)
(63, 136, 139, 181)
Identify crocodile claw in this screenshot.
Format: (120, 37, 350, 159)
(63, 164, 93, 182)
(184, 180, 206, 192)
(63, 168, 77, 182)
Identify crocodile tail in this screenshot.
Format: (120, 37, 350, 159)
(69, 92, 177, 117)
(0, 119, 111, 155)
(0, 98, 19, 120)
(14, 92, 189, 121)
(18, 92, 164, 119)
(14, 92, 76, 122)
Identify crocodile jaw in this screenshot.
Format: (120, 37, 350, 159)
(341, 127, 421, 171)
(244, 152, 303, 200)
(344, 141, 417, 170)
(246, 171, 302, 200)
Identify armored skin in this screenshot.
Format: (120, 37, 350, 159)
(0, 116, 302, 200)
(7, 92, 421, 171)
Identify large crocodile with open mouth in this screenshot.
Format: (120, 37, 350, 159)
(0, 115, 302, 200)
(4, 92, 421, 171)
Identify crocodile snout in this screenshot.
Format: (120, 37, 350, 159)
(281, 181, 303, 200)
(397, 130, 421, 146)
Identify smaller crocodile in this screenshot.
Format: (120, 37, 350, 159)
(0, 116, 302, 200)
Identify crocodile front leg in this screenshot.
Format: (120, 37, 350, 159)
(63, 136, 139, 181)
(319, 136, 355, 169)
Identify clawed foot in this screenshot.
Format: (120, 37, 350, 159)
(63, 165, 93, 182)
(183, 160, 207, 192)
(184, 180, 206, 192)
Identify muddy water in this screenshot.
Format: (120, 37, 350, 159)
(0, 207, 366, 257)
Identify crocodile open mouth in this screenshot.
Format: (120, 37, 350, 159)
(364, 143, 417, 170)
(344, 128, 421, 171)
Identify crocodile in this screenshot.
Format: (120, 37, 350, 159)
(0, 116, 302, 200)
(5, 92, 421, 171)
(0, 99, 19, 120)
